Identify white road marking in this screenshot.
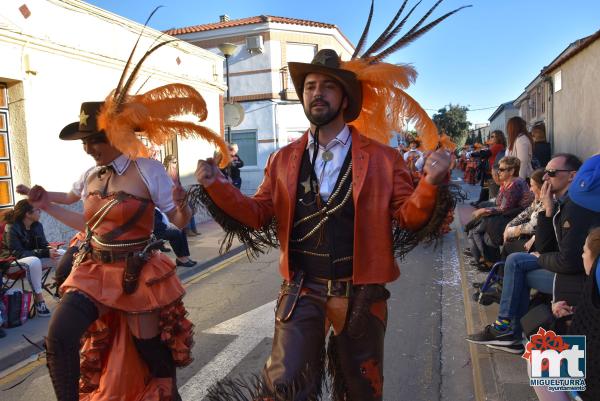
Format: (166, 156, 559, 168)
(180, 300, 276, 400)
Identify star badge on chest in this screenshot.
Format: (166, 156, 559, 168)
(301, 177, 312, 194)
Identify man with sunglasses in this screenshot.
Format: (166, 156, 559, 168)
(467, 153, 600, 353)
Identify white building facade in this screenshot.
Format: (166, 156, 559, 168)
(1, 0, 224, 240)
(488, 102, 520, 134)
(166, 15, 355, 193)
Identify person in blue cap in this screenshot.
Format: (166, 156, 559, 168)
(568, 153, 600, 213)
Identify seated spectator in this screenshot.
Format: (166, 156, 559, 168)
(531, 123, 551, 169)
(466, 153, 600, 354)
(153, 208, 196, 267)
(500, 169, 548, 257)
(466, 156, 533, 269)
(0, 200, 58, 317)
(532, 154, 600, 401)
(536, 227, 600, 401)
(506, 116, 534, 180)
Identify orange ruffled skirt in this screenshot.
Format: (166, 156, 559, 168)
(61, 251, 193, 401)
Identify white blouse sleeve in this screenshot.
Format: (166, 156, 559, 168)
(71, 167, 95, 200)
(134, 158, 175, 213)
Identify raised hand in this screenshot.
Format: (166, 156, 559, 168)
(540, 181, 554, 217)
(423, 149, 452, 185)
(28, 185, 50, 210)
(195, 158, 221, 187)
(172, 184, 187, 209)
(16, 184, 31, 195)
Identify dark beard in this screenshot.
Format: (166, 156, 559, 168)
(305, 101, 340, 126)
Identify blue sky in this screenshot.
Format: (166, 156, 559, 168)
(87, 0, 600, 125)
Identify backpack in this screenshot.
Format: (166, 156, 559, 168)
(2, 289, 33, 328)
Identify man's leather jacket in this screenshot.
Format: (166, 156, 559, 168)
(205, 127, 439, 284)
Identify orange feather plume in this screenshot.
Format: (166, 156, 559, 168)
(97, 83, 230, 167)
(439, 133, 457, 151)
(342, 59, 440, 150)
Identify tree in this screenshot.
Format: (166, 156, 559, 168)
(432, 104, 471, 143)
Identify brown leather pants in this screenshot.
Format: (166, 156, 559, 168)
(263, 279, 387, 401)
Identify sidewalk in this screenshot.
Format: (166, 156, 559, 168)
(0, 219, 243, 374)
(453, 173, 537, 401)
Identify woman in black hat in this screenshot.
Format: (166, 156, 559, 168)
(22, 76, 229, 400)
(23, 100, 191, 401)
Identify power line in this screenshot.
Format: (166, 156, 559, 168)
(423, 105, 502, 112)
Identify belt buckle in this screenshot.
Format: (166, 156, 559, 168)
(100, 251, 115, 264)
(327, 280, 352, 297)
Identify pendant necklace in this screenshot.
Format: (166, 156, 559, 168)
(322, 150, 334, 162)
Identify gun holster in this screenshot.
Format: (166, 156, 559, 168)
(346, 284, 390, 339)
(123, 253, 145, 295)
(275, 270, 305, 323)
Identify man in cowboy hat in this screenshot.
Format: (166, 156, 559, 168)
(196, 49, 451, 400)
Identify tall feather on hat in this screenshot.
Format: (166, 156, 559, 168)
(343, 0, 469, 150)
(96, 8, 230, 167)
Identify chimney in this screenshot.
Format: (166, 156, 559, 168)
(220, 14, 230, 22)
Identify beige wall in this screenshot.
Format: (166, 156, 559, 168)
(1, 0, 225, 240)
(551, 39, 600, 160)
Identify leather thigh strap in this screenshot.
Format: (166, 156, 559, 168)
(329, 300, 387, 401)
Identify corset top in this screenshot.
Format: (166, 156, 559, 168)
(84, 191, 154, 242)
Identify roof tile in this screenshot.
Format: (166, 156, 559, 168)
(164, 15, 337, 36)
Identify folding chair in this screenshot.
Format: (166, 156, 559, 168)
(1, 257, 55, 298)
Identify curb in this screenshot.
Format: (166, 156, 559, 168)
(0, 244, 247, 376)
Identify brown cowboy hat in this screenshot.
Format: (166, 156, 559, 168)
(288, 49, 362, 122)
(59, 101, 106, 140)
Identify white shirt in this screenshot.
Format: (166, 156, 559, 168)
(507, 134, 533, 179)
(307, 125, 352, 201)
(71, 154, 176, 213)
(403, 148, 423, 161)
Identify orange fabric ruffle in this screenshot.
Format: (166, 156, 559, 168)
(79, 304, 194, 401)
(61, 252, 184, 313)
(159, 300, 195, 367)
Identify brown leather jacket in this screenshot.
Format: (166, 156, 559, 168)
(205, 127, 438, 284)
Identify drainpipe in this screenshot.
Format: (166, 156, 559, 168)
(273, 101, 279, 149)
(543, 76, 554, 152)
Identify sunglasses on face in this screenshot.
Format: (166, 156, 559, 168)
(544, 169, 572, 177)
(497, 167, 511, 172)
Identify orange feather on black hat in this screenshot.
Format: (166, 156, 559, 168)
(95, 8, 230, 166)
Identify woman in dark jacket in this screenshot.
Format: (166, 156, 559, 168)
(1, 199, 57, 316)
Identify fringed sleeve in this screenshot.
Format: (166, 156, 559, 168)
(392, 183, 465, 259)
(187, 184, 279, 259)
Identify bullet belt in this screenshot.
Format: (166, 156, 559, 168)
(90, 249, 136, 264)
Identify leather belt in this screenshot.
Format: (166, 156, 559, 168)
(305, 276, 353, 297)
(91, 249, 135, 264)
